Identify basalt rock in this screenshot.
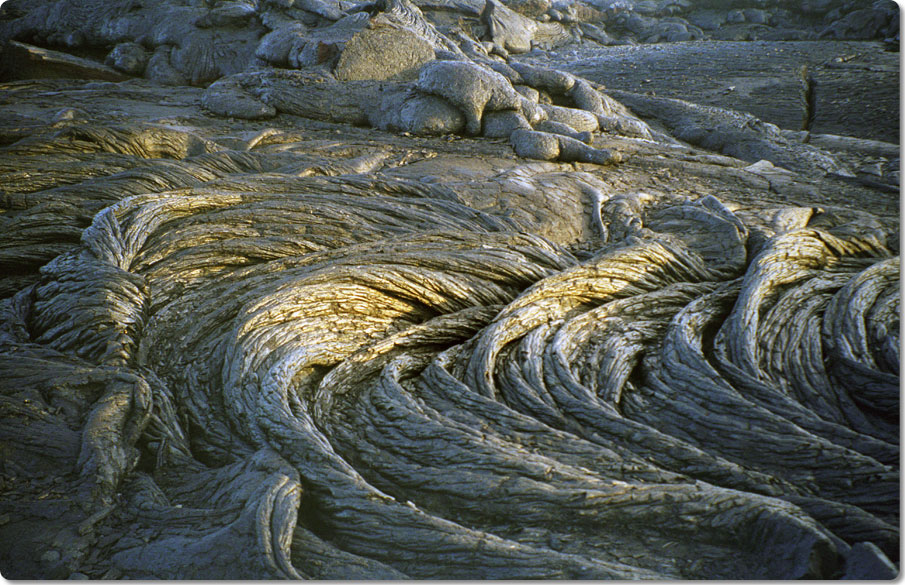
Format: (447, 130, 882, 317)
(0, 40, 130, 82)
(503, 0, 552, 19)
(0, 0, 899, 580)
(199, 59, 641, 165)
(255, 23, 310, 67)
(510, 127, 620, 163)
(334, 26, 435, 81)
(608, 89, 855, 177)
(202, 76, 279, 120)
(0, 72, 899, 579)
(483, 0, 539, 53)
(482, 109, 532, 138)
(369, 84, 467, 134)
(104, 43, 151, 77)
(533, 119, 592, 143)
(370, 0, 466, 56)
(415, 59, 527, 135)
(539, 103, 599, 132)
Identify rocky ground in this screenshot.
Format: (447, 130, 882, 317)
(526, 39, 900, 142)
(0, 0, 899, 579)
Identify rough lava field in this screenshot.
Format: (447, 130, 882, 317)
(0, 0, 900, 579)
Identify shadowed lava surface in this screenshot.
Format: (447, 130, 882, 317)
(0, 0, 899, 580)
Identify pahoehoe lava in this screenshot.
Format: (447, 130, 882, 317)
(0, 0, 899, 579)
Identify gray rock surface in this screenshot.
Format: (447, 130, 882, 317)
(105, 43, 150, 76)
(416, 59, 526, 134)
(370, 84, 467, 134)
(556, 40, 899, 144)
(843, 542, 899, 579)
(483, 0, 539, 53)
(482, 109, 532, 137)
(255, 22, 309, 66)
(510, 128, 621, 164)
(334, 26, 435, 81)
(202, 77, 279, 120)
(0, 0, 899, 580)
(539, 102, 600, 132)
(0, 40, 130, 82)
(144, 46, 190, 86)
